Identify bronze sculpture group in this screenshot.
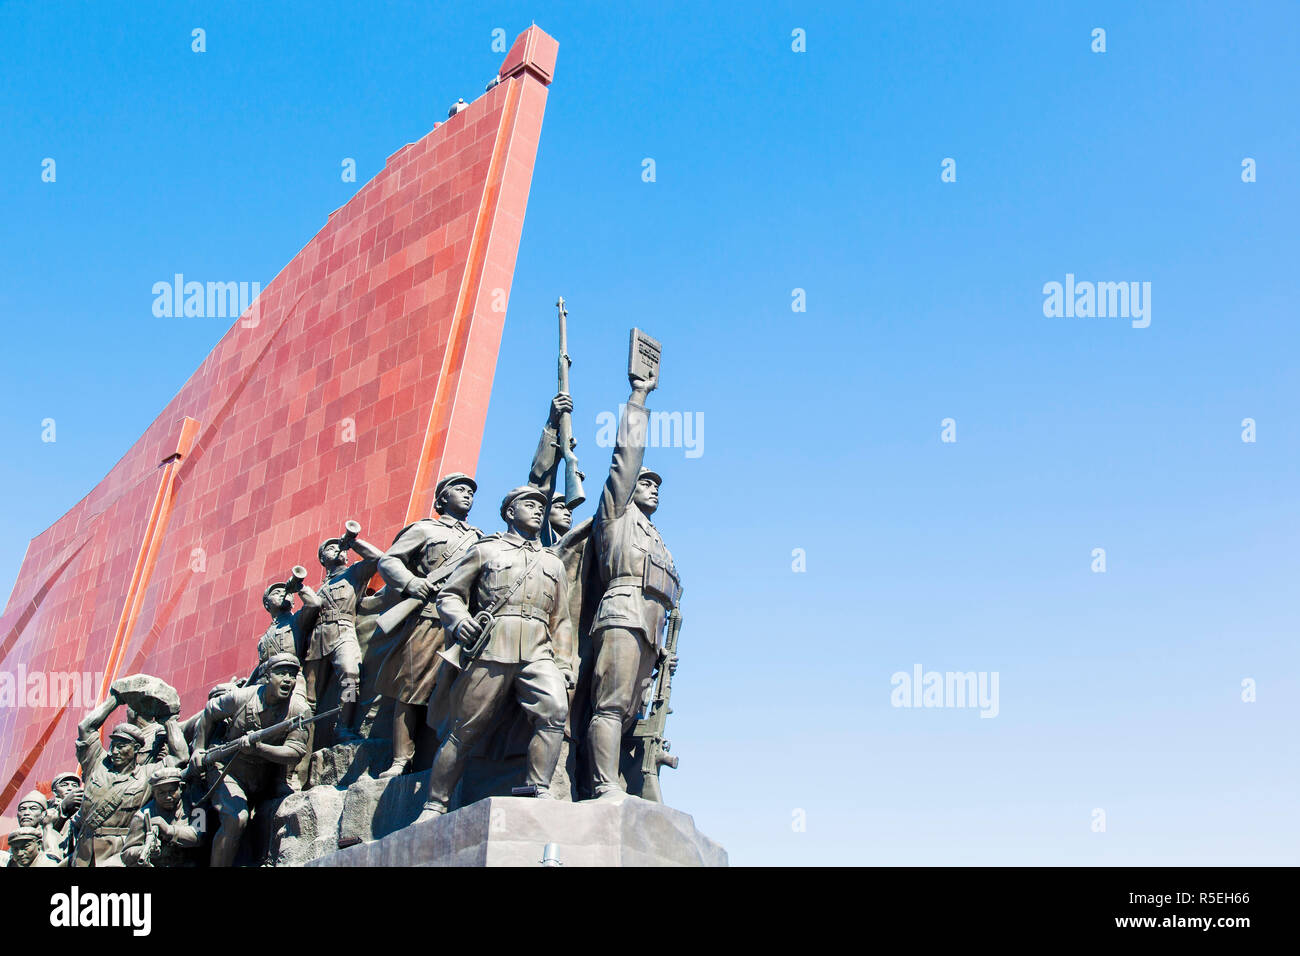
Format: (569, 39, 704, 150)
(5, 317, 685, 868)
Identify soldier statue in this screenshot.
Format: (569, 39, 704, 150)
(192, 653, 312, 867)
(584, 353, 681, 799)
(120, 765, 201, 867)
(41, 771, 82, 862)
(5, 827, 60, 868)
(306, 523, 383, 742)
(414, 485, 574, 821)
(70, 689, 153, 865)
(249, 575, 321, 702)
(374, 473, 483, 779)
(14, 790, 46, 830)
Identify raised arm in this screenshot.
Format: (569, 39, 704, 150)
(597, 377, 654, 523)
(290, 585, 321, 646)
(347, 536, 384, 563)
(163, 716, 189, 766)
(77, 689, 120, 741)
(529, 393, 570, 497)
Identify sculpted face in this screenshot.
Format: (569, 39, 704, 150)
(320, 541, 343, 569)
(108, 738, 138, 771)
(153, 782, 182, 813)
(509, 497, 545, 537)
(267, 665, 298, 702)
(548, 499, 572, 535)
(53, 778, 80, 799)
(10, 840, 38, 867)
(633, 476, 660, 515)
(265, 585, 290, 615)
(15, 802, 42, 827)
(440, 482, 475, 519)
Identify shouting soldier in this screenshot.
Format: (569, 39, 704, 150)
(192, 654, 311, 867)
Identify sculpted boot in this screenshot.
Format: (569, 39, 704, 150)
(335, 682, 361, 743)
(525, 726, 565, 799)
(378, 701, 417, 778)
(415, 732, 469, 822)
(586, 710, 626, 799)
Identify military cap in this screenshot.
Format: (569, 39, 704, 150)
(637, 466, 662, 486)
(17, 790, 46, 811)
(318, 537, 345, 563)
(7, 827, 42, 846)
(435, 472, 477, 501)
(108, 723, 146, 746)
(51, 771, 80, 788)
(500, 485, 548, 522)
(262, 581, 289, 607)
(265, 652, 302, 673)
(148, 766, 184, 788)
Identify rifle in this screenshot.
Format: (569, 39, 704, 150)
(555, 297, 585, 508)
(138, 821, 161, 867)
(192, 706, 341, 803)
(628, 595, 683, 803)
(374, 552, 472, 633)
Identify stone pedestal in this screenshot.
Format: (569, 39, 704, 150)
(307, 794, 727, 867)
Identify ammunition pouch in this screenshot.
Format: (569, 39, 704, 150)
(642, 553, 680, 608)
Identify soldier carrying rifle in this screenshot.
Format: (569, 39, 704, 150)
(192, 653, 314, 867)
(373, 473, 483, 779)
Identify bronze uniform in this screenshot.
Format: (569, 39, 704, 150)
(120, 798, 202, 867)
(587, 400, 680, 796)
(307, 560, 373, 692)
(426, 530, 572, 809)
(375, 515, 481, 705)
(71, 734, 151, 867)
(252, 612, 313, 701)
(203, 684, 310, 819)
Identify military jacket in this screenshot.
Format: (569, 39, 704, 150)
(74, 732, 151, 848)
(591, 402, 680, 645)
(204, 684, 310, 786)
(121, 798, 201, 867)
(436, 532, 573, 670)
(255, 603, 317, 663)
(379, 515, 481, 617)
(307, 559, 376, 659)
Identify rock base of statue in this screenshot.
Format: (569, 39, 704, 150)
(304, 793, 728, 867)
(269, 741, 725, 866)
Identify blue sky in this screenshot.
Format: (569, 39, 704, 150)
(2, 1, 1297, 864)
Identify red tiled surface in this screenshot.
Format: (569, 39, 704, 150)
(0, 28, 557, 814)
